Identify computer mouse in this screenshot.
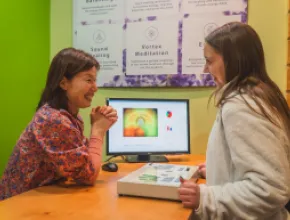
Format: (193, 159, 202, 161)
(102, 162, 118, 172)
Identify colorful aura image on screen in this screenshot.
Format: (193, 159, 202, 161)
(123, 108, 158, 137)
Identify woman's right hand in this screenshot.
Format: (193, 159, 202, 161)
(98, 105, 118, 122)
(90, 107, 117, 136)
(178, 178, 200, 209)
(198, 163, 206, 179)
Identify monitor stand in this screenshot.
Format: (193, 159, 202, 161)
(126, 155, 169, 163)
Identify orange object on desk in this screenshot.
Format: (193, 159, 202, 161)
(0, 154, 205, 220)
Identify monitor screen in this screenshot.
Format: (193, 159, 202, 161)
(106, 98, 190, 156)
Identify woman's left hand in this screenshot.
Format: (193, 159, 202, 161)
(178, 178, 200, 209)
(97, 106, 118, 122)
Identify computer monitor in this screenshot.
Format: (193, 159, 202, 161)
(106, 98, 190, 163)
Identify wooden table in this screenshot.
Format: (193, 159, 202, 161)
(0, 155, 205, 220)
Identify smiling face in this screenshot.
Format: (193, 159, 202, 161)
(203, 42, 226, 88)
(60, 66, 98, 115)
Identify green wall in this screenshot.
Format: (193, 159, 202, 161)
(51, 0, 288, 161)
(0, 1, 50, 175)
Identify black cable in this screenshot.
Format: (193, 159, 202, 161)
(105, 155, 126, 162)
(105, 155, 116, 162)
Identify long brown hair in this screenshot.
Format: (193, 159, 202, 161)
(37, 48, 100, 111)
(206, 22, 290, 139)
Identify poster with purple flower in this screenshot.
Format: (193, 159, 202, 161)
(125, 18, 179, 76)
(74, 23, 124, 85)
(73, 0, 125, 25)
(73, 0, 248, 88)
(182, 14, 242, 76)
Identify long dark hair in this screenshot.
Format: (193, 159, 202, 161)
(37, 48, 100, 111)
(206, 22, 290, 139)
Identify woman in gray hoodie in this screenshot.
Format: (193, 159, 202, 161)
(178, 22, 290, 220)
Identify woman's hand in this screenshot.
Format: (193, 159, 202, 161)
(90, 107, 117, 136)
(97, 105, 118, 123)
(178, 178, 200, 209)
(198, 163, 206, 179)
